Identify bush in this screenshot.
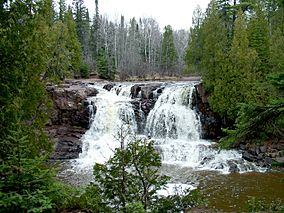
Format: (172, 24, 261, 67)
(80, 63, 89, 78)
(246, 197, 284, 212)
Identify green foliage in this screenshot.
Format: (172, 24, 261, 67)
(271, 161, 284, 167)
(90, 138, 169, 211)
(0, 156, 55, 212)
(80, 62, 89, 78)
(185, 27, 204, 74)
(246, 197, 284, 212)
(64, 7, 83, 77)
(200, 1, 229, 92)
(219, 128, 238, 149)
(0, 0, 84, 212)
(96, 47, 116, 80)
(0, 0, 53, 160)
(73, 0, 91, 66)
(161, 25, 177, 74)
(185, 0, 283, 138)
(125, 202, 146, 213)
(219, 102, 284, 148)
(248, 6, 270, 77)
(44, 8, 82, 81)
(209, 9, 258, 120)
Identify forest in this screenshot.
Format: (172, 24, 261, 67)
(0, 0, 283, 211)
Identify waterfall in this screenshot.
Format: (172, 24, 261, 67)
(146, 85, 200, 140)
(75, 82, 259, 174)
(77, 85, 137, 167)
(146, 84, 257, 174)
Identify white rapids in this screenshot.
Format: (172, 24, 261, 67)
(76, 84, 137, 167)
(68, 82, 262, 192)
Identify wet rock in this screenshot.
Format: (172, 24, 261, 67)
(264, 157, 275, 165)
(193, 83, 222, 139)
(47, 125, 85, 160)
(103, 83, 116, 91)
(260, 145, 267, 153)
(275, 157, 284, 163)
(48, 84, 98, 128)
(140, 99, 155, 115)
(47, 81, 99, 160)
(140, 83, 163, 99)
(242, 151, 257, 162)
(131, 84, 144, 98)
(85, 87, 99, 96)
(228, 161, 240, 173)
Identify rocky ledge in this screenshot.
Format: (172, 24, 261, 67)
(46, 81, 98, 159)
(240, 142, 284, 168)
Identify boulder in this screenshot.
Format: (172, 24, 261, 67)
(103, 83, 116, 91)
(242, 151, 257, 162)
(140, 83, 163, 99)
(131, 84, 144, 98)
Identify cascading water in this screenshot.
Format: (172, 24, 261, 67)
(145, 84, 257, 173)
(76, 84, 137, 167)
(68, 82, 261, 188)
(146, 84, 200, 140)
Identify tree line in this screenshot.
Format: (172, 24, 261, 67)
(72, 0, 188, 80)
(185, 0, 284, 147)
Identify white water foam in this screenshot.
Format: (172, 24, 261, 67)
(74, 83, 260, 175)
(76, 85, 137, 168)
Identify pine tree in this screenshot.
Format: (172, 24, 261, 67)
(185, 6, 204, 75)
(58, 0, 66, 21)
(209, 9, 258, 120)
(0, 0, 61, 210)
(92, 137, 169, 212)
(73, 0, 91, 68)
(89, 0, 100, 71)
(248, 5, 270, 78)
(161, 25, 177, 75)
(64, 7, 82, 77)
(96, 47, 116, 80)
(200, 1, 229, 92)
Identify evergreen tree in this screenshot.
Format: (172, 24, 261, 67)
(200, 1, 229, 92)
(58, 0, 66, 21)
(0, 0, 63, 210)
(92, 138, 169, 212)
(209, 9, 258, 120)
(89, 0, 100, 71)
(161, 25, 177, 75)
(64, 7, 82, 77)
(96, 47, 116, 80)
(73, 0, 91, 68)
(185, 6, 205, 74)
(248, 5, 270, 78)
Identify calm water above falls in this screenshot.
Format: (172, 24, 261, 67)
(58, 82, 283, 211)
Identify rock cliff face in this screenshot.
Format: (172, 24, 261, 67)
(192, 83, 222, 139)
(46, 81, 98, 159)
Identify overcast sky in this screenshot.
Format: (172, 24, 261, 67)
(82, 0, 211, 30)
